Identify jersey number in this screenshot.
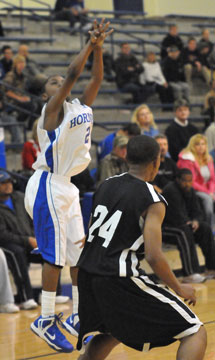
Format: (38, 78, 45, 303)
(88, 205, 122, 248)
(85, 126, 91, 144)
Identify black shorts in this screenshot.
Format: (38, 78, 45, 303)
(77, 269, 202, 352)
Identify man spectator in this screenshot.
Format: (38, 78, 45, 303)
(162, 46, 190, 103)
(54, 0, 91, 32)
(97, 136, 129, 186)
(3, 55, 38, 128)
(0, 45, 13, 79)
(18, 44, 43, 81)
(182, 37, 210, 86)
(162, 168, 215, 281)
(97, 123, 140, 161)
(153, 134, 177, 193)
(141, 52, 174, 107)
(0, 170, 39, 309)
(113, 42, 148, 104)
(198, 29, 213, 56)
(165, 100, 198, 162)
(160, 24, 183, 60)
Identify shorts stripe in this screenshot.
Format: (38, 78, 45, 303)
(131, 276, 201, 327)
(47, 173, 61, 265)
(33, 172, 56, 264)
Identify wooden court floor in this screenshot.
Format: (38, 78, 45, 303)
(1, 280, 215, 360)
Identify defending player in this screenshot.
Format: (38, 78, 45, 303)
(24, 19, 113, 353)
(76, 135, 207, 360)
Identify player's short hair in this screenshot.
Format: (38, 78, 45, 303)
(126, 135, 160, 165)
(176, 168, 192, 179)
(122, 123, 141, 136)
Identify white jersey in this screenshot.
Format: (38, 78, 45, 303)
(33, 99, 93, 177)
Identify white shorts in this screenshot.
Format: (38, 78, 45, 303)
(24, 169, 85, 267)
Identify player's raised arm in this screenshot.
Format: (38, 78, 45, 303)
(80, 19, 114, 106)
(44, 19, 113, 131)
(144, 202, 196, 305)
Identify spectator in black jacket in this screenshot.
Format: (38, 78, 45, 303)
(162, 46, 190, 102)
(162, 168, 215, 281)
(198, 29, 213, 56)
(183, 38, 210, 86)
(113, 42, 149, 104)
(0, 170, 40, 309)
(160, 24, 183, 60)
(153, 134, 177, 193)
(0, 45, 13, 79)
(165, 100, 198, 162)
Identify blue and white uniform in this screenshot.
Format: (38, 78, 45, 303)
(25, 99, 93, 266)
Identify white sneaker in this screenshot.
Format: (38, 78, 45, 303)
(182, 273, 206, 284)
(20, 299, 38, 310)
(0, 303, 20, 313)
(55, 295, 70, 304)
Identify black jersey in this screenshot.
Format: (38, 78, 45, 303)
(78, 173, 167, 277)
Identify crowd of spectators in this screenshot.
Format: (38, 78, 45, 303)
(1, 12, 215, 312)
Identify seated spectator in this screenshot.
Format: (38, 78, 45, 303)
(198, 29, 213, 56)
(0, 45, 13, 80)
(97, 123, 140, 161)
(202, 95, 215, 129)
(177, 134, 215, 227)
(205, 119, 215, 161)
(131, 103, 159, 136)
(22, 119, 40, 175)
(97, 136, 129, 186)
(3, 55, 37, 128)
(18, 44, 43, 82)
(165, 100, 198, 162)
(162, 168, 215, 282)
(141, 52, 174, 107)
(182, 37, 210, 86)
(153, 134, 177, 193)
(0, 170, 39, 309)
(204, 79, 215, 111)
(0, 248, 20, 313)
(160, 24, 183, 60)
(162, 46, 190, 103)
(113, 42, 149, 104)
(54, 0, 91, 32)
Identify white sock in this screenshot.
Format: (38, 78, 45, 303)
(41, 290, 56, 318)
(72, 285, 79, 315)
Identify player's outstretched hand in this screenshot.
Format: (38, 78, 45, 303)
(176, 283, 196, 306)
(89, 18, 114, 47)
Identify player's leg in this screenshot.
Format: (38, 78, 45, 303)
(78, 334, 119, 360)
(28, 172, 74, 353)
(63, 190, 85, 337)
(177, 326, 207, 360)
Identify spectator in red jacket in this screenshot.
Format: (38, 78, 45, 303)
(22, 119, 40, 174)
(177, 133, 215, 227)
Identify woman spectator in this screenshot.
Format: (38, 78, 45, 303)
(22, 119, 40, 175)
(131, 104, 159, 136)
(177, 133, 215, 227)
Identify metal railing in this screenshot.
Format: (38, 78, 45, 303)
(0, 0, 54, 43)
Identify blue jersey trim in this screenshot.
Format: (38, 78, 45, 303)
(45, 130, 56, 173)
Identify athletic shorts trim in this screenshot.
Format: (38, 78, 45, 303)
(77, 270, 202, 353)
